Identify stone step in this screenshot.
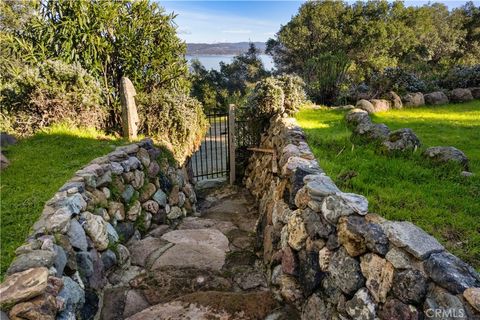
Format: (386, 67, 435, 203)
(125, 290, 279, 320)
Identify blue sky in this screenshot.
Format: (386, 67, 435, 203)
(159, 1, 479, 43)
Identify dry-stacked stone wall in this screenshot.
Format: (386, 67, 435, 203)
(244, 115, 480, 319)
(0, 139, 198, 319)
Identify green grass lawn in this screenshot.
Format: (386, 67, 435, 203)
(296, 101, 480, 268)
(0, 125, 124, 278)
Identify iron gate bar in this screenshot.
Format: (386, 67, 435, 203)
(191, 112, 230, 180)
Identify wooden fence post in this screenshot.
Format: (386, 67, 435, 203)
(228, 104, 236, 185)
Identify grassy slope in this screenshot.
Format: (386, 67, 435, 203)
(296, 101, 480, 267)
(0, 125, 123, 277)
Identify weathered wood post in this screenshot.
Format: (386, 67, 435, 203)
(119, 76, 139, 141)
(228, 104, 236, 185)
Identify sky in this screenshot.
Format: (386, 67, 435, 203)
(159, 1, 480, 43)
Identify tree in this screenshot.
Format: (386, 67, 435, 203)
(9, 0, 188, 126)
(190, 43, 270, 112)
(266, 0, 475, 103)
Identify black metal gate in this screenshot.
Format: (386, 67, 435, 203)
(191, 111, 230, 181)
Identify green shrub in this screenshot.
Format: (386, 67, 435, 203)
(0, 59, 106, 135)
(137, 89, 207, 163)
(246, 77, 285, 119)
(369, 67, 427, 95)
(276, 74, 306, 114)
(439, 65, 480, 89)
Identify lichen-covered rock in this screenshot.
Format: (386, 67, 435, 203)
(423, 284, 469, 320)
(127, 201, 141, 221)
(328, 248, 365, 295)
(304, 174, 340, 202)
(385, 246, 418, 269)
(9, 290, 58, 320)
(108, 202, 125, 221)
(301, 294, 335, 320)
(370, 99, 391, 112)
(131, 170, 145, 189)
(345, 288, 377, 320)
(338, 216, 367, 256)
(379, 298, 419, 320)
(139, 183, 156, 202)
(353, 121, 390, 142)
(402, 92, 425, 107)
(81, 212, 109, 251)
(385, 221, 444, 259)
(278, 274, 303, 305)
(272, 201, 293, 225)
(322, 193, 368, 224)
(318, 247, 331, 272)
(7, 251, 55, 275)
(386, 91, 403, 109)
(298, 250, 323, 296)
(301, 209, 332, 240)
(360, 253, 394, 303)
(392, 269, 428, 304)
(345, 108, 371, 129)
(0, 267, 49, 307)
(167, 206, 183, 220)
(142, 200, 160, 214)
(67, 219, 88, 251)
(424, 252, 480, 294)
(450, 88, 473, 103)
(153, 189, 167, 207)
(137, 148, 151, 168)
(57, 276, 85, 319)
(424, 91, 449, 105)
(356, 99, 375, 113)
(381, 128, 421, 153)
(470, 87, 480, 99)
(464, 288, 480, 312)
(287, 214, 308, 250)
(423, 146, 469, 170)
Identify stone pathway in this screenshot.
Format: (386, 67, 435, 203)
(99, 185, 298, 319)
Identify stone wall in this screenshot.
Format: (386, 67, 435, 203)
(0, 139, 198, 319)
(244, 115, 480, 319)
(353, 87, 480, 113)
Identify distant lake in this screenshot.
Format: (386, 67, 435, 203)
(186, 54, 274, 71)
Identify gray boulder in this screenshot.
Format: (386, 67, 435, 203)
(423, 146, 469, 170)
(0, 132, 17, 146)
(381, 128, 421, 153)
(356, 99, 375, 113)
(402, 92, 424, 107)
(424, 284, 469, 320)
(424, 252, 480, 294)
(353, 122, 390, 142)
(469, 87, 480, 99)
(450, 88, 473, 103)
(386, 91, 403, 109)
(345, 108, 371, 129)
(328, 248, 365, 295)
(370, 99, 391, 112)
(385, 221, 444, 259)
(57, 276, 85, 320)
(424, 91, 449, 105)
(0, 153, 10, 170)
(392, 269, 428, 304)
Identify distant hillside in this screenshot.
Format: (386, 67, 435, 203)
(187, 42, 267, 55)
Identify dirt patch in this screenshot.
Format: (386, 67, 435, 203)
(177, 290, 278, 320)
